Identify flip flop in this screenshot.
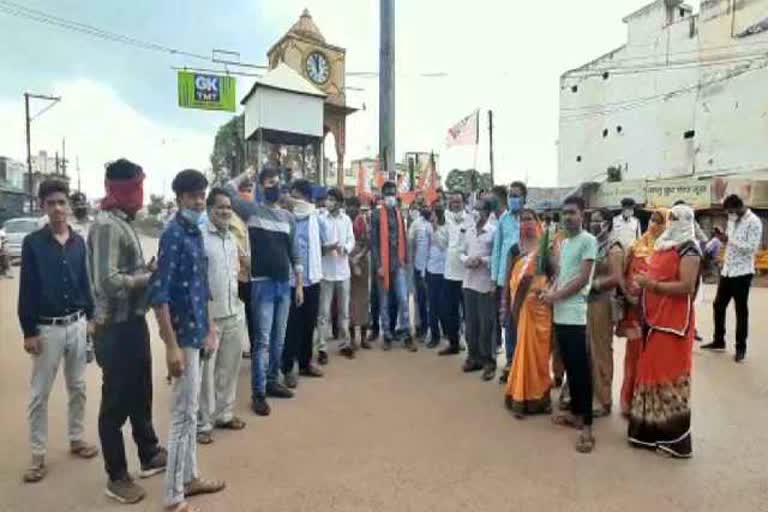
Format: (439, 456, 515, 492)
(215, 417, 246, 430)
(165, 502, 200, 512)
(576, 432, 596, 454)
(22, 463, 47, 483)
(184, 477, 226, 497)
(70, 442, 99, 459)
(196, 432, 214, 445)
(552, 414, 581, 429)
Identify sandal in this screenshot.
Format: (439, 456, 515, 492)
(215, 417, 246, 430)
(576, 431, 596, 454)
(552, 414, 582, 429)
(184, 477, 226, 497)
(70, 442, 99, 459)
(196, 432, 214, 445)
(22, 462, 47, 483)
(165, 502, 200, 512)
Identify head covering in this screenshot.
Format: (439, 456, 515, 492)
(655, 204, 696, 251)
(631, 208, 668, 258)
(101, 171, 145, 214)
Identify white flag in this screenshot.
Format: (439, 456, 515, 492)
(446, 109, 479, 147)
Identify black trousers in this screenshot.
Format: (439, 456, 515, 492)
(426, 272, 447, 342)
(443, 279, 464, 347)
(238, 281, 254, 352)
(282, 284, 321, 373)
(95, 316, 160, 481)
(554, 324, 593, 426)
(369, 273, 397, 333)
(713, 274, 753, 350)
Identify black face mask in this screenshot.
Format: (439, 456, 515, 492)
(263, 185, 280, 203)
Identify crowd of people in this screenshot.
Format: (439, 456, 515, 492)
(16, 159, 762, 510)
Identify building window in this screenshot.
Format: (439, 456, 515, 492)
(679, 8, 685, 18)
(602, 128, 609, 138)
(617, 125, 623, 134)
(571, 85, 578, 93)
(602, 72, 610, 80)
(576, 155, 582, 162)
(684, 130, 696, 139)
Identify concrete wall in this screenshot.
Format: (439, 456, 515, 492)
(558, 0, 768, 187)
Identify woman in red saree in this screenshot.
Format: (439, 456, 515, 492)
(504, 210, 554, 417)
(617, 208, 667, 416)
(631, 204, 701, 458)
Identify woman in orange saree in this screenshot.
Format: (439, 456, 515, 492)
(617, 209, 667, 416)
(504, 210, 554, 417)
(631, 204, 701, 458)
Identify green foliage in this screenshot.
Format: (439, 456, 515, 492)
(210, 114, 247, 183)
(444, 169, 493, 193)
(147, 194, 165, 217)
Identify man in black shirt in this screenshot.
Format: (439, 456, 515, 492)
(17, 179, 98, 483)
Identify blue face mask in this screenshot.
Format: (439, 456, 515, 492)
(180, 208, 202, 225)
(508, 196, 522, 213)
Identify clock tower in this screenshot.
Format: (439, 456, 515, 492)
(267, 9, 356, 188)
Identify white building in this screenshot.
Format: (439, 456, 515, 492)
(558, 0, 768, 187)
(0, 156, 26, 190)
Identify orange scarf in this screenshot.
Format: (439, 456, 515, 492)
(379, 205, 406, 290)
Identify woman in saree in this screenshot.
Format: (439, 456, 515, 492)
(617, 208, 667, 416)
(504, 209, 554, 417)
(631, 204, 701, 458)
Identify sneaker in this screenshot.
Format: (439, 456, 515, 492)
(266, 382, 294, 399)
(317, 350, 329, 366)
(106, 476, 146, 504)
(701, 341, 726, 351)
(299, 365, 324, 378)
(284, 372, 298, 389)
(138, 447, 167, 479)
(252, 395, 271, 416)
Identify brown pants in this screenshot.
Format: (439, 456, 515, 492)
(587, 300, 614, 409)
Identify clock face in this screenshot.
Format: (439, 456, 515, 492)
(305, 52, 330, 84)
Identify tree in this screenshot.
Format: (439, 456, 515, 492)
(147, 194, 165, 217)
(210, 114, 248, 184)
(444, 169, 491, 194)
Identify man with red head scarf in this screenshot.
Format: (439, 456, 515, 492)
(87, 159, 166, 504)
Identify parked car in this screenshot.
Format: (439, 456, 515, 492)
(1, 217, 39, 261)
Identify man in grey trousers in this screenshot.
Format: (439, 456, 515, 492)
(18, 179, 99, 483)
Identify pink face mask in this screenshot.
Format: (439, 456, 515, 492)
(521, 221, 538, 239)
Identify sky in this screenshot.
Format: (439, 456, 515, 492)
(0, 0, 668, 199)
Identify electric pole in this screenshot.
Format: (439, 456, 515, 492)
(24, 92, 61, 212)
(379, 0, 396, 181)
(488, 110, 495, 186)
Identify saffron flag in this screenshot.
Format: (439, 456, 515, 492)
(446, 109, 479, 147)
(356, 160, 373, 202)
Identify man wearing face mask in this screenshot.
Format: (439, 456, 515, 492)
(492, 182, 525, 377)
(440, 190, 474, 355)
(227, 165, 304, 416)
(317, 188, 356, 359)
(370, 181, 416, 351)
(612, 198, 641, 250)
(197, 188, 248, 445)
(704, 194, 763, 362)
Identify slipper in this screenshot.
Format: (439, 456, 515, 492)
(196, 432, 214, 445)
(22, 463, 47, 483)
(576, 432, 595, 454)
(215, 417, 246, 430)
(165, 502, 200, 512)
(184, 477, 226, 497)
(552, 414, 581, 429)
(70, 442, 99, 459)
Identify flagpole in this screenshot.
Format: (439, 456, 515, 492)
(488, 110, 495, 186)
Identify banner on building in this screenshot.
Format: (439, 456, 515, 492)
(445, 109, 479, 147)
(646, 178, 711, 209)
(178, 71, 237, 112)
(591, 180, 647, 208)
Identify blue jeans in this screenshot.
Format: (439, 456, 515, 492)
(378, 267, 410, 338)
(250, 280, 291, 397)
(413, 269, 429, 337)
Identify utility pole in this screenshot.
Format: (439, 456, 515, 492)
(488, 110, 495, 186)
(76, 157, 81, 193)
(24, 92, 61, 212)
(61, 138, 67, 177)
(379, 0, 396, 181)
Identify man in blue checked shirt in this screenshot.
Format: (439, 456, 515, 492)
(150, 169, 225, 511)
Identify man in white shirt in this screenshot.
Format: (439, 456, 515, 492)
(612, 198, 641, 249)
(317, 188, 356, 359)
(439, 191, 474, 356)
(703, 194, 763, 362)
(198, 188, 248, 444)
(460, 197, 498, 381)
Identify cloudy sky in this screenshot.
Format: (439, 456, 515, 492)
(0, 0, 658, 199)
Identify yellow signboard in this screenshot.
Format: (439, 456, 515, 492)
(646, 178, 711, 209)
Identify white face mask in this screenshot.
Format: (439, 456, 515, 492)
(622, 208, 633, 219)
(453, 211, 464, 222)
(728, 213, 738, 223)
(384, 196, 397, 208)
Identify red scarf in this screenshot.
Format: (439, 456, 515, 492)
(101, 173, 145, 213)
(379, 205, 406, 290)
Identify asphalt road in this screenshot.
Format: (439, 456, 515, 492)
(1, 236, 767, 511)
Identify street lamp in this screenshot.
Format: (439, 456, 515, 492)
(24, 92, 61, 212)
